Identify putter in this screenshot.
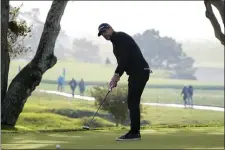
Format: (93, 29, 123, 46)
(83, 87, 112, 130)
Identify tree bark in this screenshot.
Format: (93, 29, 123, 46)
(1, 0, 10, 105)
(211, 0, 224, 26)
(1, 0, 69, 126)
(204, 0, 225, 45)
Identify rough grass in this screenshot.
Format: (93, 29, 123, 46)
(1, 127, 224, 149)
(142, 106, 224, 126)
(16, 113, 114, 131)
(3, 92, 222, 132)
(142, 88, 224, 107)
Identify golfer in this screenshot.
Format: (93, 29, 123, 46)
(98, 23, 151, 141)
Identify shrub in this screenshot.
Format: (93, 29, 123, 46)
(90, 84, 144, 126)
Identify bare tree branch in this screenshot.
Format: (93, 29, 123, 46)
(204, 0, 225, 45)
(211, 0, 224, 25)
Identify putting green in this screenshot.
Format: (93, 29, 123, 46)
(2, 127, 224, 149)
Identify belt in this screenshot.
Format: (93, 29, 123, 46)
(144, 68, 153, 73)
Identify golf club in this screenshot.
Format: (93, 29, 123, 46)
(82, 87, 112, 130)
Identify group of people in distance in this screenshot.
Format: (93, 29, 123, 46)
(57, 76, 85, 97)
(68, 78, 85, 97)
(181, 85, 194, 108)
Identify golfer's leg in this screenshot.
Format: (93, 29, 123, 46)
(128, 74, 149, 134)
(127, 84, 139, 134)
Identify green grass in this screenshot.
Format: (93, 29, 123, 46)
(9, 59, 171, 82)
(1, 92, 224, 149)
(12, 92, 114, 131)
(2, 127, 224, 149)
(9, 60, 224, 86)
(141, 88, 224, 107)
(2, 92, 221, 132)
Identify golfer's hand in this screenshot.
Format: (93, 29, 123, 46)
(109, 74, 120, 89)
(109, 81, 117, 89)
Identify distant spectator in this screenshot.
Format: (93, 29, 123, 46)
(57, 76, 64, 92)
(187, 85, 194, 108)
(181, 85, 189, 108)
(79, 78, 85, 96)
(69, 78, 77, 97)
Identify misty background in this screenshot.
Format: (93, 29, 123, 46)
(10, 1, 224, 83)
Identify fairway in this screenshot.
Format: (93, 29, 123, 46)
(9, 60, 171, 83)
(9, 60, 224, 86)
(2, 127, 224, 149)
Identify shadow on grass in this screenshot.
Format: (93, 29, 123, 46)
(48, 108, 112, 119)
(47, 108, 150, 127)
(1, 125, 18, 131)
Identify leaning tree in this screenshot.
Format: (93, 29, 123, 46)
(1, 0, 69, 126)
(204, 0, 224, 45)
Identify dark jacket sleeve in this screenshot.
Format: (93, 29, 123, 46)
(114, 34, 129, 77)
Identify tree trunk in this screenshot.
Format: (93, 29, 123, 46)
(204, 0, 225, 45)
(1, 0, 10, 105)
(1, 0, 69, 126)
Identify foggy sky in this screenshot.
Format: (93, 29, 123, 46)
(10, 1, 224, 42)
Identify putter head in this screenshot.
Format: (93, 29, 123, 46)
(82, 125, 90, 130)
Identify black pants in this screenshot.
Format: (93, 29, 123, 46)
(127, 71, 150, 134)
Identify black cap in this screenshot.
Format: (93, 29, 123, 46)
(98, 23, 110, 37)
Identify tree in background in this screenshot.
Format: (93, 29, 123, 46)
(204, 0, 224, 46)
(72, 38, 101, 63)
(19, 7, 72, 60)
(1, 0, 68, 127)
(132, 29, 197, 80)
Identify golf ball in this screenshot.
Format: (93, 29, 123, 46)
(56, 144, 60, 149)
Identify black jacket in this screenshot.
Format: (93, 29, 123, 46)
(110, 31, 150, 76)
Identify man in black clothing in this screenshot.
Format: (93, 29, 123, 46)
(98, 23, 151, 141)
